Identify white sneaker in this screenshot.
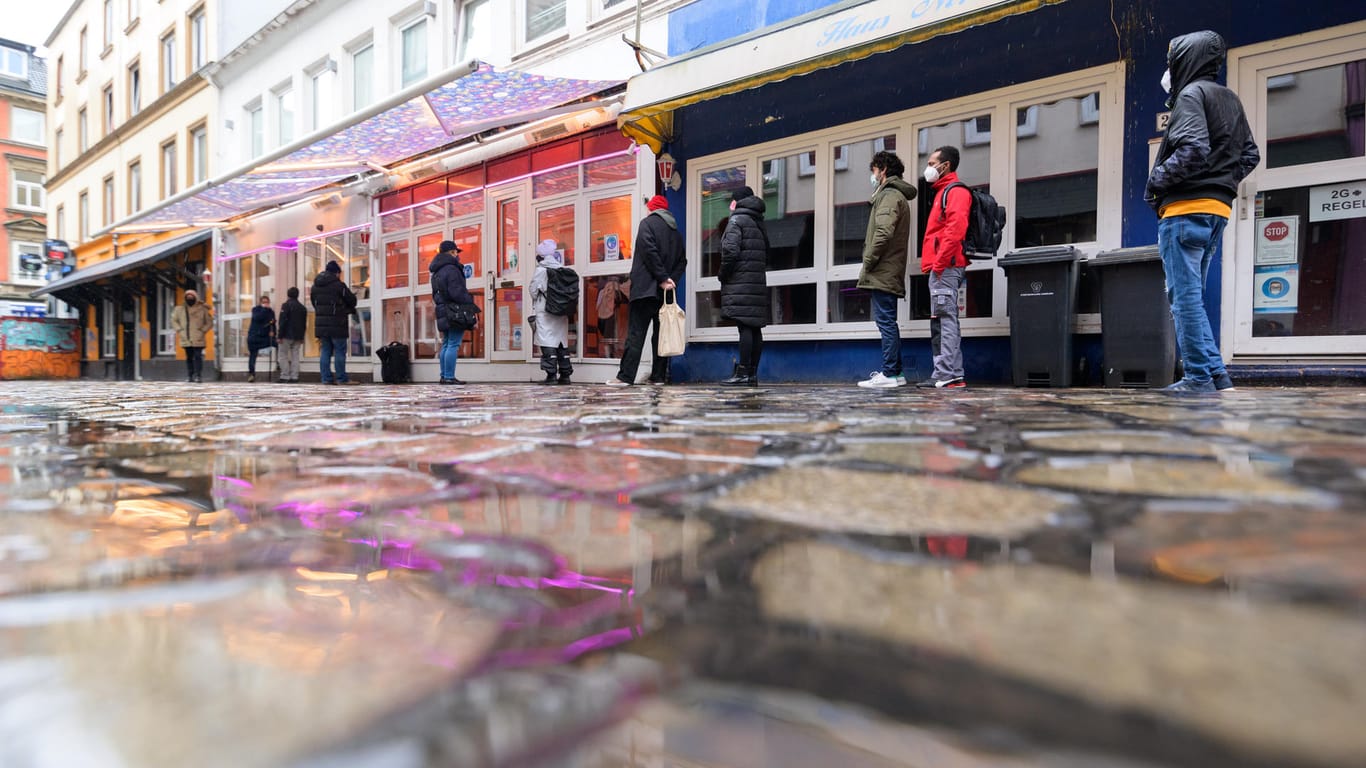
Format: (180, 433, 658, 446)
(603, 378, 631, 387)
(857, 371, 903, 389)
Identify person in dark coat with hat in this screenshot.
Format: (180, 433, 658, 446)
(311, 260, 358, 384)
(607, 195, 685, 386)
(430, 240, 477, 385)
(719, 186, 769, 386)
(245, 294, 276, 382)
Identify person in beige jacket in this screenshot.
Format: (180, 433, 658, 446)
(170, 289, 214, 382)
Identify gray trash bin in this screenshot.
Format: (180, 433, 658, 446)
(1093, 245, 1176, 388)
(1000, 245, 1080, 387)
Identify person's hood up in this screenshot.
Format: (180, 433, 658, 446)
(732, 195, 766, 219)
(1167, 30, 1225, 107)
(881, 176, 918, 201)
(650, 209, 678, 230)
(429, 251, 461, 274)
(314, 270, 339, 287)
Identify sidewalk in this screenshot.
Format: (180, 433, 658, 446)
(1, 381, 1363, 767)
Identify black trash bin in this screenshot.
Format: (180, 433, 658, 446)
(1000, 245, 1079, 387)
(1092, 245, 1176, 388)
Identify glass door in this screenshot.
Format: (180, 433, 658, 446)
(1231, 28, 1366, 356)
(450, 218, 485, 361)
(488, 183, 529, 361)
(534, 199, 579, 355)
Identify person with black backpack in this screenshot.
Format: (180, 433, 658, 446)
(529, 239, 575, 384)
(918, 146, 971, 390)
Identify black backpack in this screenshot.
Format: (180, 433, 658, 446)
(376, 341, 411, 384)
(939, 182, 1006, 261)
(544, 267, 580, 316)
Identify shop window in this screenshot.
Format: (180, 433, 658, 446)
(832, 135, 896, 267)
(1266, 59, 1365, 168)
(908, 270, 994, 320)
(768, 283, 818, 325)
(585, 275, 629, 359)
(384, 297, 411, 346)
(693, 289, 723, 329)
(699, 165, 746, 277)
(494, 286, 524, 351)
(449, 190, 483, 219)
(533, 165, 579, 198)
(589, 195, 632, 263)
(827, 280, 871, 323)
(414, 199, 444, 227)
(381, 209, 412, 234)
(223, 258, 240, 316)
(1014, 93, 1099, 247)
(238, 254, 257, 314)
(385, 239, 410, 289)
(761, 153, 815, 271)
(537, 204, 575, 265)
(417, 231, 443, 286)
(498, 197, 520, 275)
(584, 153, 634, 186)
(414, 294, 438, 358)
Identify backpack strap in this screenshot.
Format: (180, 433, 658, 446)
(937, 182, 968, 222)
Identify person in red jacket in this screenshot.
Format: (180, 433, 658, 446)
(918, 146, 969, 389)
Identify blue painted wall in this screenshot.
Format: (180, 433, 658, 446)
(667, 0, 846, 57)
(660, 0, 1360, 384)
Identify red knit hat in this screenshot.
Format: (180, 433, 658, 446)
(646, 195, 669, 211)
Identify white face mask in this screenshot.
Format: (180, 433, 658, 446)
(869, 172, 881, 189)
(729, 200, 737, 211)
(1161, 68, 1172, 94)
(923, 164, 941, 184)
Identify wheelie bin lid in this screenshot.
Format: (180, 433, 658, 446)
(999, 245, 1079, 268)
(1093, 244, 1160, 266)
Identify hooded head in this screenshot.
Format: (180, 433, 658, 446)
(184, 289, 198, 306)
(325, 260, 342, 275)
(1166, 30, 1226, 107)
(646, 195, 669, 212)
(535, 239, 562, 267)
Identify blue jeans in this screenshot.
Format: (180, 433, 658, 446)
(440, 328, 463, 380)
(870, 289, 901, 376)
(319, 336, 348, 383)
(1159, 213, 1228, 384)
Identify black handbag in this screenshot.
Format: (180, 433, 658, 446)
(448, 303, 480, 330)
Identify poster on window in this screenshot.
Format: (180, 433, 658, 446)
(604, 234, 620, 261)
(1308, 180, 1366, 222)
(1253, 264, 1298, 314)
(1254, 216, 1298, 265)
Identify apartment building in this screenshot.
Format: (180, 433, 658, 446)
(41, 0, 220, 379)
(0, 39, 50, 317)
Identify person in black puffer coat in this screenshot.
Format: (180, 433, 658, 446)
(245, 294, 276, 382)
(430, 240, 477, 385)
(719, 186, 769, 386)
(311, 260, 358, 384)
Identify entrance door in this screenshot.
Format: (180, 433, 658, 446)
(488, 184, 529, 362)
(449, 217, 485, 361)
(1230, 25, 1366, 357)
(533, 199, 579, 356)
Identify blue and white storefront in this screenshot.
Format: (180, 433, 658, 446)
(620, 0, 1366, 384)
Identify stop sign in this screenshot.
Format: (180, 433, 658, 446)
(1264, 221, 1290, 240)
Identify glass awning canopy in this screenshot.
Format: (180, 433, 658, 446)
(110, 61, 619, 232)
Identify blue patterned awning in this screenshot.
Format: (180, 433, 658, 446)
(118, 63, 618, 231)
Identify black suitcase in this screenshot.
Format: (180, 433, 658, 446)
(376, 342, 411, 383)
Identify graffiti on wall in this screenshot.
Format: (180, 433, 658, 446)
(0, 318, 82, 380)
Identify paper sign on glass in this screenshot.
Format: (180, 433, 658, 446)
(1254, 216, 1298, 266)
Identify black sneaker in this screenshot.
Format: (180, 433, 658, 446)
(915, 377, 964, 389)
(1213, 372, 1235, 391)
(556, 376, 571, 385)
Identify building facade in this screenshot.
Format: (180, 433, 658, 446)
(42, 0, 221, 380)
(0, 38, 50, 317)
(619, 0, 1366, 384)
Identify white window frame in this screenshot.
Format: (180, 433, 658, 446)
(161, 139, 177, 198)
(127, 0, 139, 24)
(103, 0, 114, 49)
(160, 30, 176, 92)
(245, 100, 263, 158)
(685, 63, 1125, 343)
(591, 0, 635, 23)
(306, 59, 337, 131)
(456, 0, 495, 63)
(11, 242, 45, 286)
(128, 159, 142, 214)
(520, 0, 568, 50)
(11, 169, 44, 210)
(273, 81, 296, 147)
(348, 38, 374, 112)
(78, 108, 89, 152)
(397, 16, 429, 88)
(101, 299, 117, 357)
(189, 124, 208, 184)
(0, 45, 27, 79)
(79, 191, 90, 241)
(189, 7, 207, 71)
(156, 283, 177, 355)
(128, 60, 141, 115)
(102, 175, 115, 226)
(10, 106, 44, 145)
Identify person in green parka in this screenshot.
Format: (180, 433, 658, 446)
(856, 150, 916, 389)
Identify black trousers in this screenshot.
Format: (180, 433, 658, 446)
(738, 325, 763, 370)
(540, 344, 573, 378)
(184, 346, 204, 379)
(616, 297, 668, 384)
(247, 345, 271, 375)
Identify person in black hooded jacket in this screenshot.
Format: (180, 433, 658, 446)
(430, 240, 476, 385)
(245, 294, 276, 382)
(1145, 30, 1259, 393)
(311, 260, 358, 384)
(719, 186, 769, 386)
(607, 195, 685, 386)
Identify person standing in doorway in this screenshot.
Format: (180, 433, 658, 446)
(171, 289, 213, 383)
(245, 294, 276, 383)
(1146, 30, 1259, 393)
(312, 260, 358, 385)
(430, 240, 476, 385)
(276, 286, 307, 383)
(918, 145, 969, 390)
(719, 186, 769, 386)
(606, 195, 685, 386)
(530, 239, 573, 384)
(856, 150, 916, 389)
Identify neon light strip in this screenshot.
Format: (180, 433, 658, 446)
(380, 146, 636, 218)
(294, 222, 370, 243)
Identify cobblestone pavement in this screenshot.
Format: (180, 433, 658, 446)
(1, 381, 1364, 768)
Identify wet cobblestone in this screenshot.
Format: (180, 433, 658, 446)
(1, 381, 1364, 768)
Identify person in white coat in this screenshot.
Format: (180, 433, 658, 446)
(530, 239, 573, 384)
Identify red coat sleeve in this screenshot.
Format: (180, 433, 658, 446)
(932, 185, 972, 273)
